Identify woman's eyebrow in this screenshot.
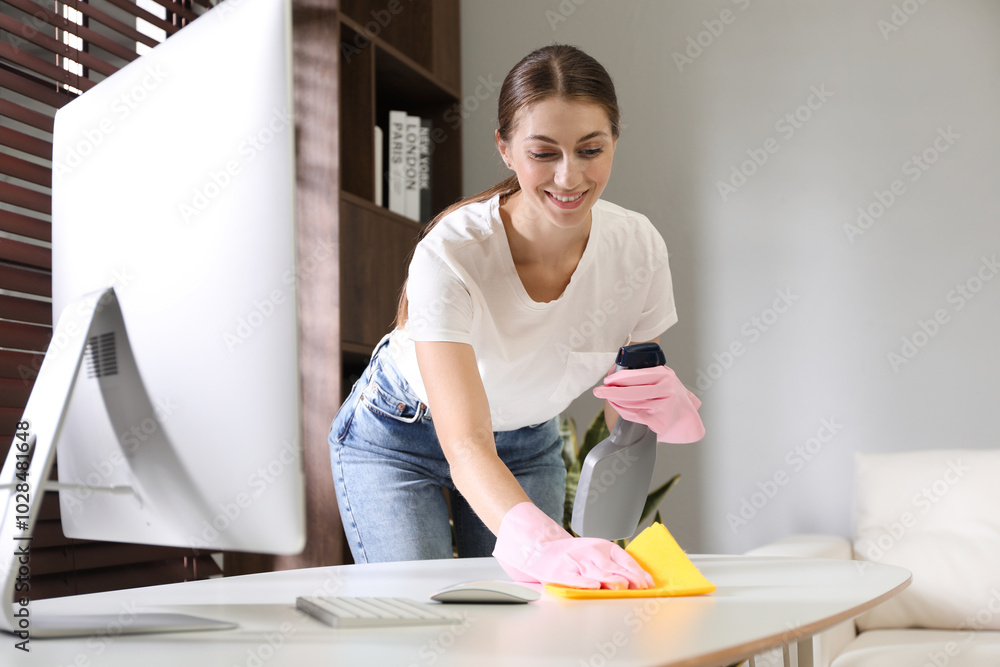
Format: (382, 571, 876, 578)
(523, 130, 609, 144)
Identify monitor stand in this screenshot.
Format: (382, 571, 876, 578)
(0, 287, 236, 638)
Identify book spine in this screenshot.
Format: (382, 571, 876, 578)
(374, 125, 383, 208)
(418, 119, 432, 223)
(388, 110, 407, 217)
(403, 115, 421, 221)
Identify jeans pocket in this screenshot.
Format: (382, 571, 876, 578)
(360, 372, 426, 424)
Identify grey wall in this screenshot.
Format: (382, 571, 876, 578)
(460, 0, 1000, 554)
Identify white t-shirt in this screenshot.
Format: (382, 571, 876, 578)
(386, 194, 677, 431)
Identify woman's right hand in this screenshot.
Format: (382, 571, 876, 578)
(492, 502, 653, 590)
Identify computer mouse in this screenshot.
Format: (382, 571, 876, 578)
(429, 580, 541, 604)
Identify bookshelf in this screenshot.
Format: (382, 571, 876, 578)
(337, 0, 462, 381)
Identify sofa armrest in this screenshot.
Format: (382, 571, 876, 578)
(744, 534, 857, 667)
(745, 534, 853, 560)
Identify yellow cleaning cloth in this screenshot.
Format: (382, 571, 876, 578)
(545, 522, 715, 599)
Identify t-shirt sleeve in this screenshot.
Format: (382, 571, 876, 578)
(403, 242, 475, 344)
(629, 226, 678, 342)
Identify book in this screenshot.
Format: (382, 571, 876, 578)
(403, 114, 421, 221)
(418, 118, 432, 223)
(374, 125, 383, 208)
(387, 110, 407, 217)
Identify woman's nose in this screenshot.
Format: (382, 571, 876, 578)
(554, 156, 582, 189)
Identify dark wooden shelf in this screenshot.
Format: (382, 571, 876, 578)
(340, 190, 424, 233)
(339, 15, 460, 101)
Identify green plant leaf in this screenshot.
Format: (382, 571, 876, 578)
(562, 460, 580, 533)
(578, 410, 610, 462)
(638, 473, 680, 527)
(559, 416, 578, 471)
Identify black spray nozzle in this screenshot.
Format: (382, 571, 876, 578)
(615, 342, 666, 369)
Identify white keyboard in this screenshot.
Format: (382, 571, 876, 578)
(296, 596, 462, 628)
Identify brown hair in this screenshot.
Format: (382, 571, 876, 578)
(394, 44, 621, 327)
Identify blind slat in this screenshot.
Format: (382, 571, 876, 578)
(96, 0, 182, 37)
(0, 294, 51, 325)
(25, 520, 81, 549)
(0, 406, 31, 434)
(0, 41, 96, 93)
(0, 349, 44, 380)
(46, 542, 204, 572)
(149, 0, 201, 24)
(0, 180, 50, 214)
(0, 98, 54, 133)
(0, 209, 51, 243)
(0, 377, 33, 407)
(0, 125, 52, 159)
(2, 0, 144, 64)
(0, 237, 52, 270)
(0, 261, 52, 298)
(0, 320, 52, 352)
(0, 14, 118, 78)
(0, 66, 76, 110)
(63, 0, 161, 50)
(0, 151, 51, 187)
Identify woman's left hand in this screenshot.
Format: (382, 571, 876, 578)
(593, 366, 705, 443)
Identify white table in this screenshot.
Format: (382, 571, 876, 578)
(8, 555, 909, 667)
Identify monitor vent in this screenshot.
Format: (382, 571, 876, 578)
(84, 332, 118, 379)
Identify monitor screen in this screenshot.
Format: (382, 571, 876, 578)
(47, 0, 305, 556)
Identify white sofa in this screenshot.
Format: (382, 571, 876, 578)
(746, 449, 1000, 667)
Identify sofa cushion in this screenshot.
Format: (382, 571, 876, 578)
(831, 629, 1000, 667)
(853, 449, 1000, 631)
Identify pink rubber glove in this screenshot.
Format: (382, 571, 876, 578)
(593, 366, 705, 444)
(492, 502, 654, 590)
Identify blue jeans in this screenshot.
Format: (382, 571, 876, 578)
(329, 339, 566, 564)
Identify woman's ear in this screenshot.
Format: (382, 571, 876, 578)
(496, 129, 510, 168)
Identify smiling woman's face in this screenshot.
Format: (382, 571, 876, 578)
(498, 97, 617, 231)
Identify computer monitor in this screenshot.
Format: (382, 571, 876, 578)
(0, 0, 304, 637)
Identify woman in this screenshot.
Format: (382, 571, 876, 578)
(329, 44, 704, 590)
